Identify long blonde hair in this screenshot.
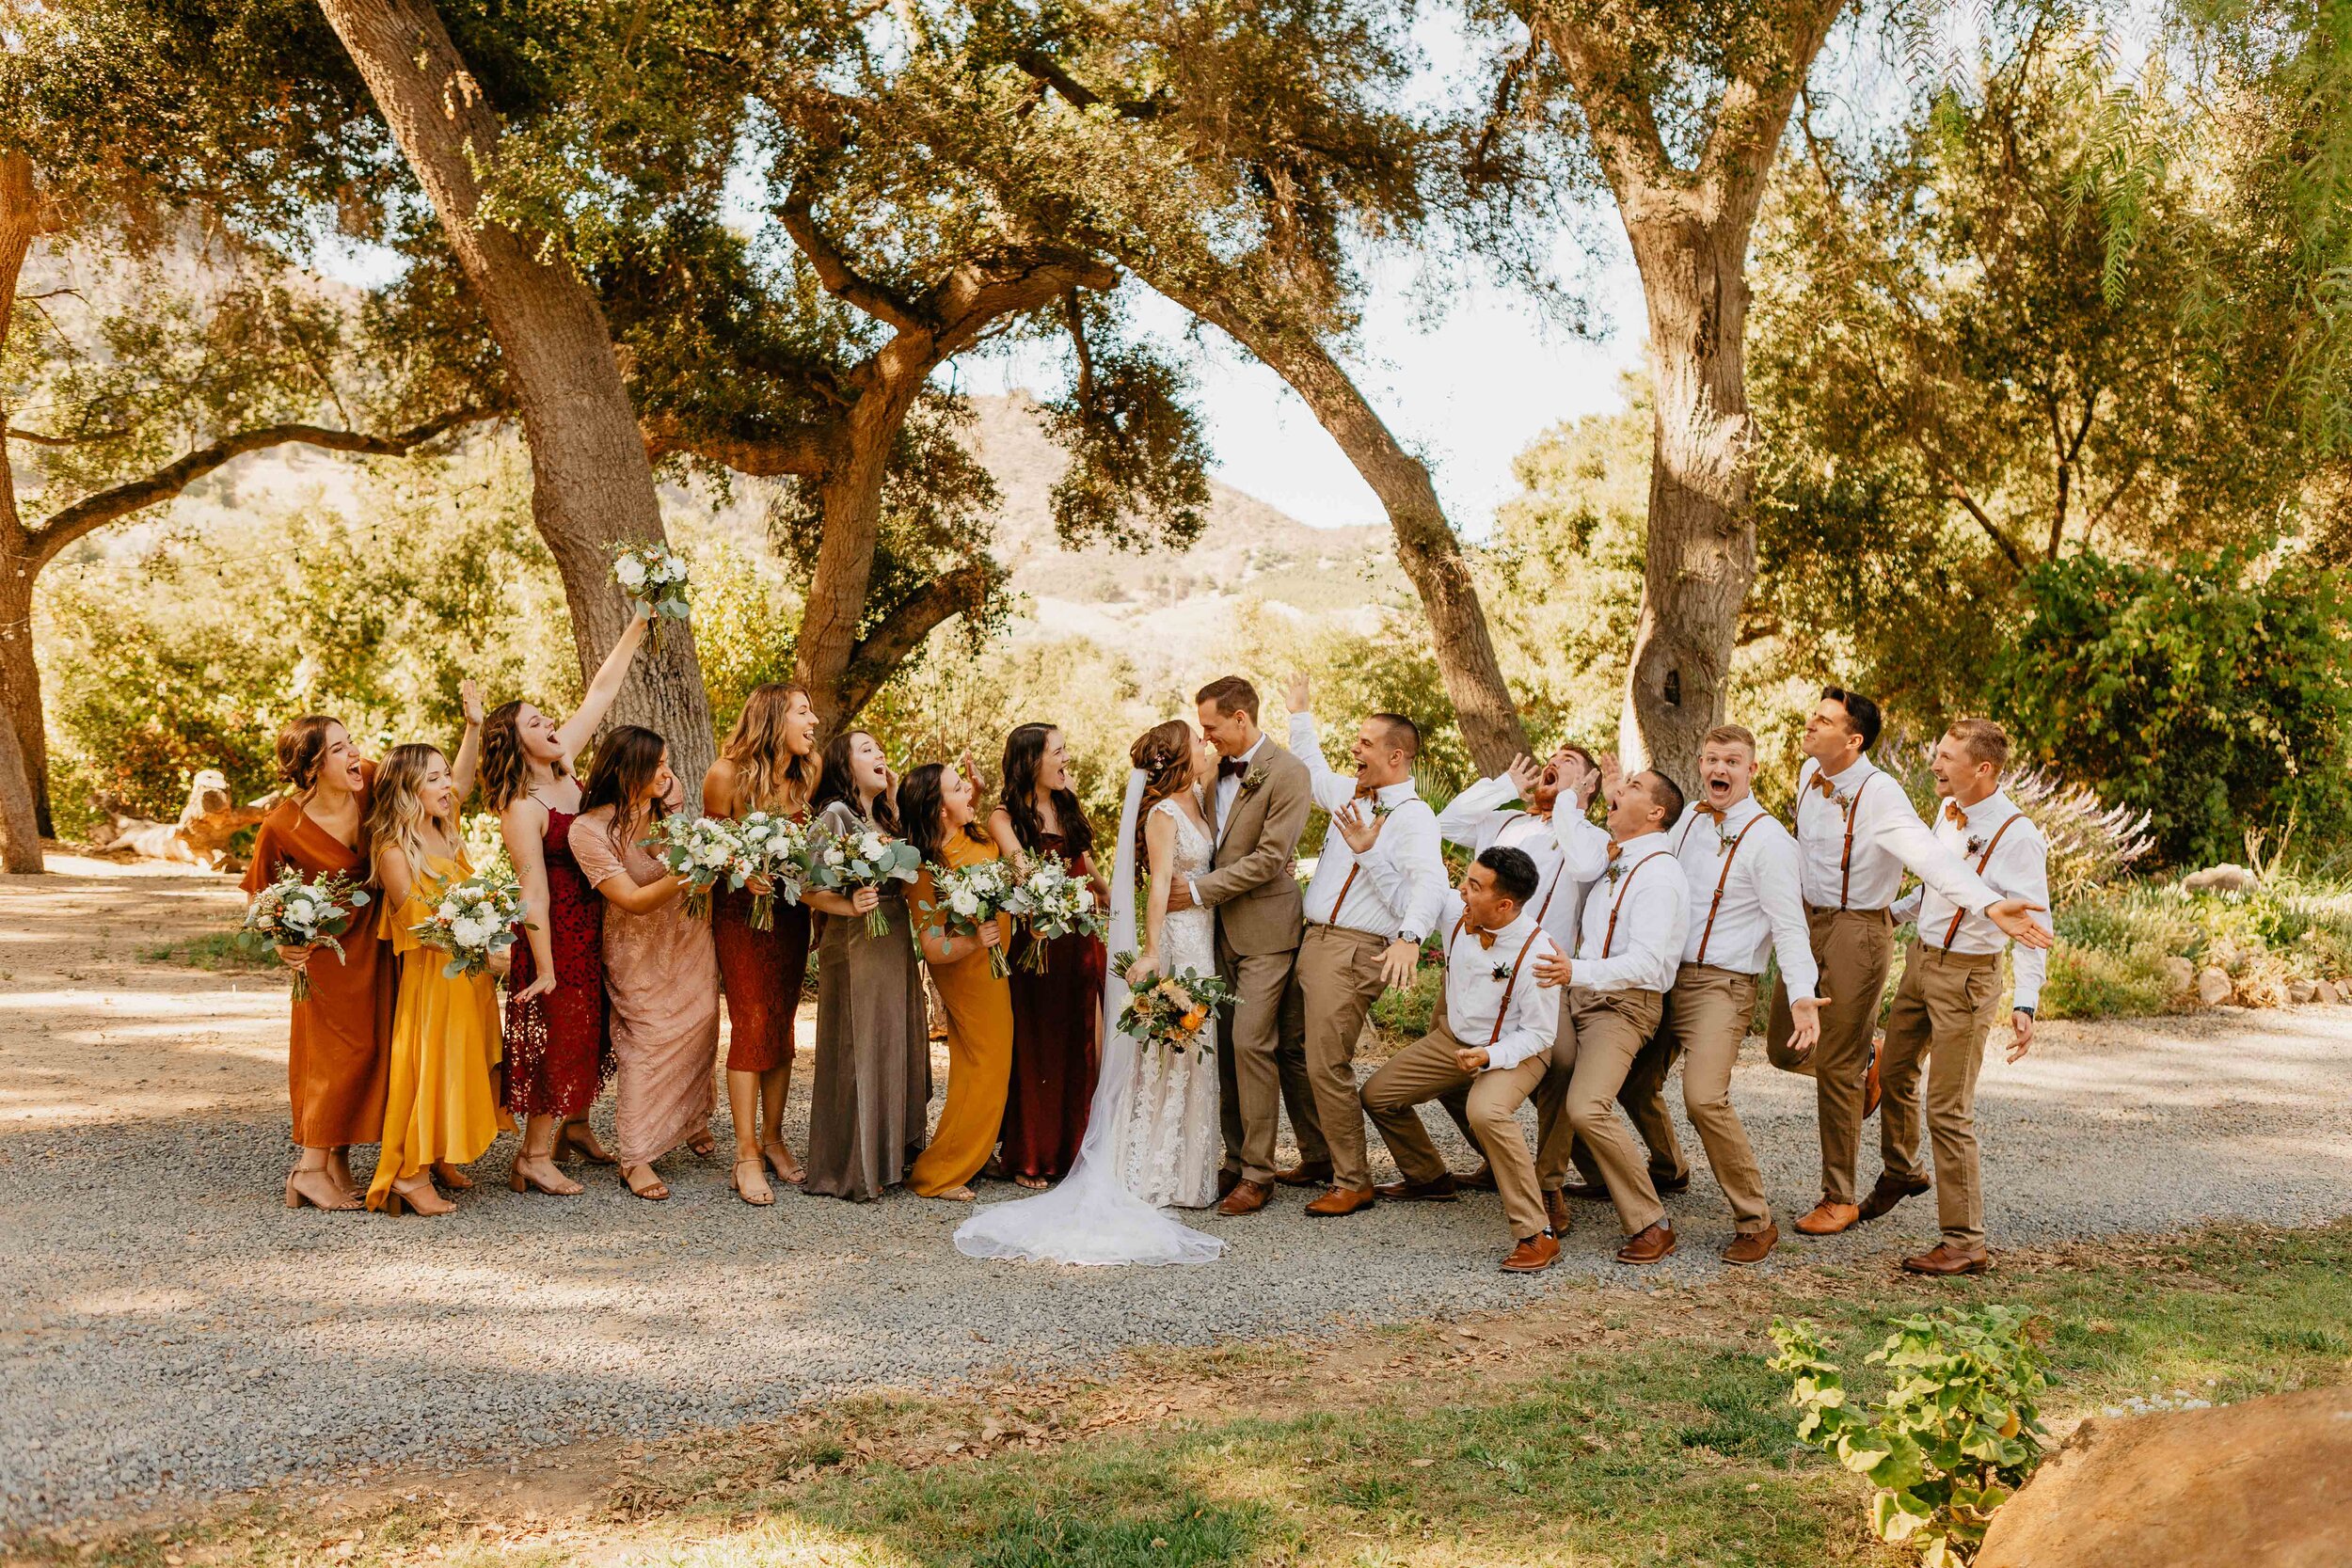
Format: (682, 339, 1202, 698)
(366, 744, 456, 891)
(720, 683, 818, 816)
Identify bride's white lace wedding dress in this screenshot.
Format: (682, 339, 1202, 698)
(1120, 798, 1221, 1210)
(953, 768, 1224, 1266)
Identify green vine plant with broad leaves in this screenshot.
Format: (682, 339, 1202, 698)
(1769, 1307, 2056, 1565)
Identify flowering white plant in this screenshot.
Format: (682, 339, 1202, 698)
(730, 810, 809, 931)
(920, 854, 1022, 978)
(1005, 853, 1104, 973)
(644, 813, 746, 919)
(411, 869, 527, 980)
(243, 866, 372, 1003)
(612, 542, 691, 650)
(802, 820, 922, 938)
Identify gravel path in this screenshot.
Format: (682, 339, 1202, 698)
(5, 866, 2350, 1532)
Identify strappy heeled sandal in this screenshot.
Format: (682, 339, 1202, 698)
(731, 1157, 775, 1207)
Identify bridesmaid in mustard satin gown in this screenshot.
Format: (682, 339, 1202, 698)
(901, 761, 1015, 1202)
(365, 744, 504, 1215)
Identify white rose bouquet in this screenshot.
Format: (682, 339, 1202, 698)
(802, 821, 922, 939)
(1006, 854, 1104, 974)
(920, 855, 1022, 978)
(646, 813, 747, 919)
(731, 810, 809, 931)
(243, 866, 373, 1003)
(410, 870, 528, 980)
(612, 542, 691, 650)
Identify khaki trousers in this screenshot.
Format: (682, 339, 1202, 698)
(1668, 963, 1772, 1234)
(1878, 942, 2004, 1250)
(1766, 905, 1895, 1206)
(1362, 1017, 1551, 1241)
(1293, 924, 1389, 1189)
(1216, 933, 1315, 1184)
(1556, 988, 1669, 1234)
(1530, 1006, 1688, 1192)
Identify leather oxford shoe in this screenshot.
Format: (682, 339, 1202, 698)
(1216, 1178, 1273, 1216)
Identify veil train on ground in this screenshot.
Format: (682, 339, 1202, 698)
(953, 767, 1226, 1267)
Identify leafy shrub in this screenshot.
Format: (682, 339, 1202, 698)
(1989, 550, 2352, 867)
(1771, 1307, 2054, 1566)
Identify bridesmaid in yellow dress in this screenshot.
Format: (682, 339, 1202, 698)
(365, 743, 505, 1215)
(901, 760, 1015, 1202)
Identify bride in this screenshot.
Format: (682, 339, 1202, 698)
(954, 722, 1226, 1265)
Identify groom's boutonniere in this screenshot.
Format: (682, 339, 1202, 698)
(1239, 764, 1268, 796)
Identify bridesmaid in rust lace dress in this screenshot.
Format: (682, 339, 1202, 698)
(704, 682, 819, 1206)
(487, 608, 648, 1196)
(987, 723, 1106, 1188)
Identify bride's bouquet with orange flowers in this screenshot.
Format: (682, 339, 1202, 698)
(1110, 952, 1233, 1055)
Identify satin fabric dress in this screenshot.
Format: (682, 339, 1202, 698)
(367, 850, 501, 1208)
(907, 830, 1016, 1196)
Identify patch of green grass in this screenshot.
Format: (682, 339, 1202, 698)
(139, 929, 277, 972)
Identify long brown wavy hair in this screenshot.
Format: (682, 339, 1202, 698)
(1130, 720, 1196, 865)
(578, 725, 671, 855)
(480, 700, 562, 813)
(364, 744, 455, 886)
(719, 683, 818, 816)
(999, 722, 1094, 863)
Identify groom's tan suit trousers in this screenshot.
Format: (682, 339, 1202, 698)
(1196, 741, 1318, 1185)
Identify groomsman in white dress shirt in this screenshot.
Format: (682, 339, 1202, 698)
(1360, 846, 1566, 1271)
(1870, 718, 2053, 1275)
(1283, 674, 1449, 1216)
(1767, 687, 2055, 1239)
(1534, 770, 1691, 1262)
(1667, 724, 1823, 1264)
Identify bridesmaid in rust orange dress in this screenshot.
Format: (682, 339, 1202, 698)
(247, 696, 481, 1209)
(704, 682, 819, 1206)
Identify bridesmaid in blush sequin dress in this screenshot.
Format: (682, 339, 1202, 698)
(987, 723, 1107, 1187)
(484, 608, 649, 1196)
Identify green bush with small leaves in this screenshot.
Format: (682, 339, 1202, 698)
(1770, 1306, 2054, 1566)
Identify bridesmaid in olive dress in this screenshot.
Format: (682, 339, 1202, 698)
(801, 730, 930, 1201)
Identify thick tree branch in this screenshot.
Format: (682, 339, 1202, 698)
(642, 418, 829, 478)
(779, 188, 926, 335)
(1693, 0, 1847, 223)
(922, 247, 1116, 359)
(1937, 469, 2027, 572)
(6, 424, 135, 448)
(834, 562, 993, 722)
(1011, 49, 1171, 119)
(26, 408, 490, 564)
(1526, 10, 1681, 214)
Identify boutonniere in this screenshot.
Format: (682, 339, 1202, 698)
(1239, 764, 1268, 796)
(1964, 833, 1987, 858)
(1604, 861, 1628, 887)
(1487, 960, 1512, 983)
(1715, 820, 1740, 850)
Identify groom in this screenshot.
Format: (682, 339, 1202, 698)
(1167, 675, 1317, 1216)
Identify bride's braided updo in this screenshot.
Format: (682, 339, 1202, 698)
(1131, 720, 1197, 864)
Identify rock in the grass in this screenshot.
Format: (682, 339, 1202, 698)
(2289, 979, 2319, 1005)
(2182, 863, 2261, 895)
(2161, 956, 2197, 997)
(2196, 966, 2235, 1006)
(1977, 1386, 2352, 1568)
(2206, 936, 2243, 973)
(2316, 979, 2343, 1005)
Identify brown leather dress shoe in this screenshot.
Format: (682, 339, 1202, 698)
(1722, 1223, 1779, 1265)
(1216, 1167, 1241, 1199)
(1543, 1187, 1572, 1235)
(1500, 1231, 1561, 1272)
(1863, 1036, 1886, 1118)
(1274, 1161, 1333, 1189)
(1374, 1174, 1459, 1202)
(1794, 1199, 1862, 1236)
(1216, 1179, 1273, 1216)
(1303, 1184, 1377, 1217)
(1901, 1243, 1992, 1276)
(1457, 1162, 1499, 1192)
(1558, 1179, 1612, 1201)
(1614, 1221, 1678, 1264)
(1857, 1169, 1931, 1222)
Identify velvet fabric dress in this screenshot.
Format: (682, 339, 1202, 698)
(243, 780, 394, 1148)
(999, 832, 1104, 1181)
(568, 808, 723, 1166)
(906, 831, 1016, 1196)
(501, 804, 612, 1120)
(802, 801, 931, 1201)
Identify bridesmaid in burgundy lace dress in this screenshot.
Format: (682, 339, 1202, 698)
(486, 607, 649, 1196)
(986, 723, 1107, 1187)
(704, 682, 819, 1206)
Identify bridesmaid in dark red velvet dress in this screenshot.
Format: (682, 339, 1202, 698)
(485, 607, 649, 1196)
(986, 722, 1107, 1188)
(704, 682, 819, 1206)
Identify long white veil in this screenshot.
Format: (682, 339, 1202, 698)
(954, 767, 1225, 1266)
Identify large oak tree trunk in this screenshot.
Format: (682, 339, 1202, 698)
(1, 152, 48, 867)
(792, 388, 911, 740)
(1616, 217, 1759, 784)
(1158, 286, 1531, 775)
(315, 0, 714, 783)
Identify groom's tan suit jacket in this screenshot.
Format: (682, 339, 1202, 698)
(1196, 740, 1311, 953)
